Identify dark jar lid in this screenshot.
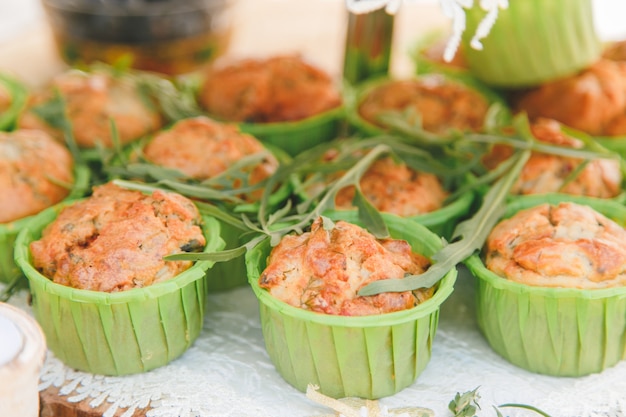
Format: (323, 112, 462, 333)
(43, 0, 232, 43)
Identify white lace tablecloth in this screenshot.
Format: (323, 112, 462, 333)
(6, 266, 626, 417)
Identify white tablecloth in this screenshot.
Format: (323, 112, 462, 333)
(7, 266, 626, 417)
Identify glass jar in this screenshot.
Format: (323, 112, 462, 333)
(42, 0, 234, 75)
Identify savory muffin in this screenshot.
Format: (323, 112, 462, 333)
(142, 116, 278, 202)
(0, 129, 74, 223)
(259, 216, 435, 316)
(466, 197, 626, 377)
(485, 202, 626, 289)
(18, 69, 163, 148)
(29, 182, 206, 292)
(247, 211, 456, 398)
(515, 60, 626, 136)
(198, 55, 342, 123)
(482, 118, 622, 198)
(357, 75, 490, 134)
(334, 156, 449, 216)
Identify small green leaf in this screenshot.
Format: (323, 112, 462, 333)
(352, 187, 389, 238)
(321, 216, 335, 231)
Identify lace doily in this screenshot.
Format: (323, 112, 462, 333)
(7, 267, 626, 417)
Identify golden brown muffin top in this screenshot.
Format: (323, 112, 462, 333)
(143, 116, 278, 201)
(485, 202, 626, 289)
(358, 75, 489, 134)
(18, 70, 163, 148)
(483, 118, 622, 198)
(515, 60, 626, 136)
(30, 182, 206, 292)
(198, 55, 342, 123)
(259, 217, 434, 316)
(0, 129, 74, 223)
(334, 156, 449, 217)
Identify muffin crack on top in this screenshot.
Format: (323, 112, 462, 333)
(260, 217, 435, 316)
(485, 202, 626, 289)
(30, 183, 207, 292)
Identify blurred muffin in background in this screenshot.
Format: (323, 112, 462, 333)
(142, 116, 278, 202)
(357, 75, 490, 135)
(485, 202, 626, 289)
(259, 216, 435, 316)
(0, 129, 75, 223)
(18, 69, 163, 149)
(198, 55, 342, 123)
(514, 60, 626, 136)
(482, 118, 622, 198)
(603, 39, 626, 62)
(334, 156, 448, 217)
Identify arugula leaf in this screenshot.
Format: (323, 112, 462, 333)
(357, 147, 531, 296)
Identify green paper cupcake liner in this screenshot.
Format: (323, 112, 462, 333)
(14, 200, 225, 376)
(205, 219, 252, 292)
(461, 0, 601, 88)
(0, 163, 91, 285)
(464, 194, 626, 376)
(238, 105, 345, 157)
(0, 73, 28, 131)
(246, 211, 457, 399)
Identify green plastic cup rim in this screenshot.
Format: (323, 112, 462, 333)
(247, 211, 457, 328)
(238, 105, 345, 135)
(14, 199, 225, 304)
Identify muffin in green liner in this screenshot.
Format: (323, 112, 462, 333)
(238, 105, 345, 157)
(0, 73, 28, 131)
(461, 0, 601, 88)
(246, 211, 457, 399)
(0, 163, 90, 285)
(197, 55, 345, 157)
(14, 195, 225, 375)
(465, 194, 626, 376)
(105, 116, 295, 292)
(347, 75, 509, 139)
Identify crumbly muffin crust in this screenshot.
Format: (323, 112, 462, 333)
(259, 217, 434, 316)
(199, 55, 342, 123)
(485, 202, 626, 289)
(0, 129, 74, 223)
(30, 183, 206, 292)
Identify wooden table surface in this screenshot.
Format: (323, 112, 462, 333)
(0, 2, 448, 416)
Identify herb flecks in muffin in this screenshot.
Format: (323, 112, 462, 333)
(30, 183, 206, 292)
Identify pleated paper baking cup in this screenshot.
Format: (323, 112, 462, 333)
(205, 219, 252, 292)
(465, 194, 626, 376)
(0, 163, 90, 284)
(461, 0, 601, 88)
(238, 105, 345, 157)
(14, 202, 224, 376)
(246, 211, 457, 399)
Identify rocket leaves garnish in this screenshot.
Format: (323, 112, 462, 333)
(358, 146, 531, 296)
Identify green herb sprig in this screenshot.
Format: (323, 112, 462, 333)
(449, 387, 552, 417)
